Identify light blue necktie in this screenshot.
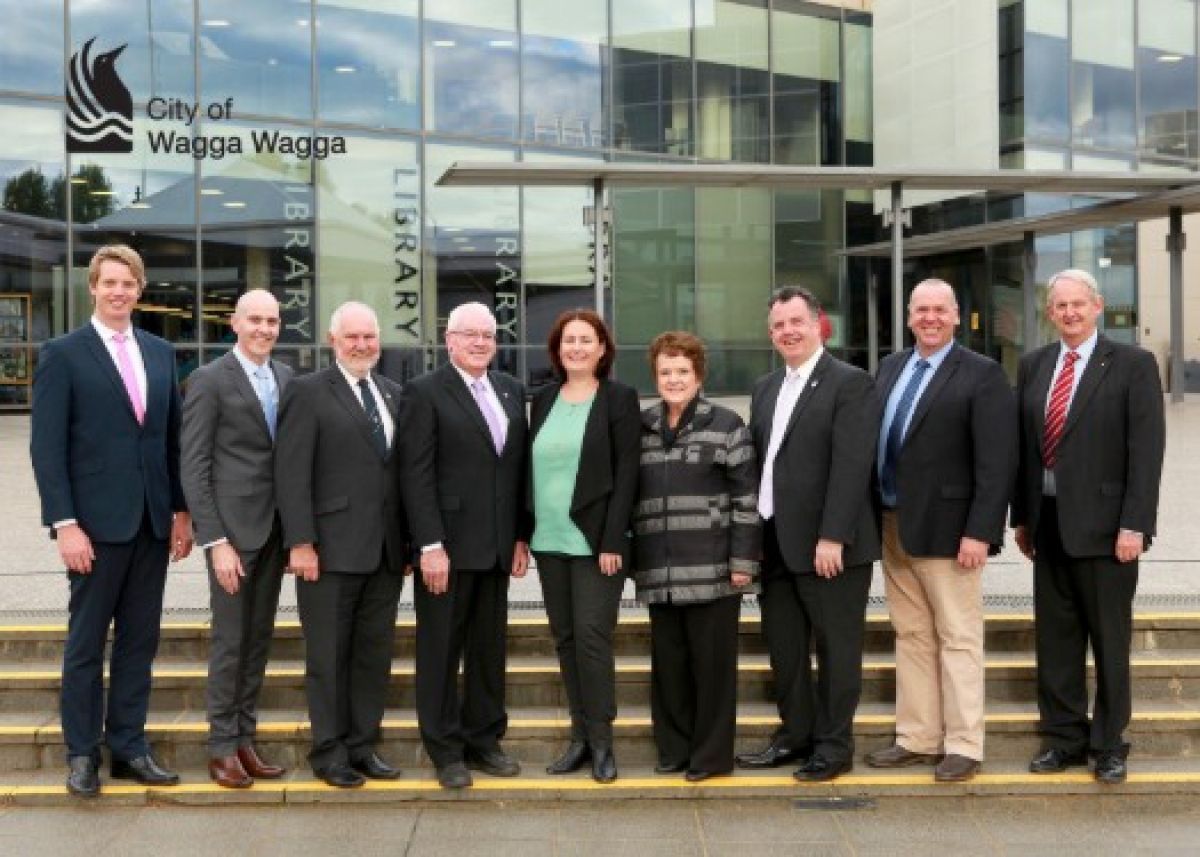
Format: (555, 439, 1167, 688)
(253, 366, 277, 440)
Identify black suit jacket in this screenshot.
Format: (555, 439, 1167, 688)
(31, 323, 185, 543)
(874, 344, 1016, 557)
(750, 351, 881, 574)
(275, 367, 408, 574)
(526, 378, 641, 557)
(1012, 334, 1165, 557)
(399, 363, 531, 573)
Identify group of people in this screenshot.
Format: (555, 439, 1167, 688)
(30, 244, 1165, 799)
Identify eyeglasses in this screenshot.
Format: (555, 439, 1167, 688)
(449, 329, 496, 342)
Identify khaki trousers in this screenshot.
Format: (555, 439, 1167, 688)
(881, 512, 985, 760)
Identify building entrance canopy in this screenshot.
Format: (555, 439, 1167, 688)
(438, 162, 1200, 400)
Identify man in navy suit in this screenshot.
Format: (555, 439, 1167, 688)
(31, 244, 193, 797)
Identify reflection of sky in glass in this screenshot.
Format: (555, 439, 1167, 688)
(426, 22, 518, 139)
(0, 1, 62, 94)
(71, 0, 194, 103)
(0, 104, 62, 178)
(317, 4, 419, 129)
(522, 36, 603, 147)
(199, 0, 311, 119)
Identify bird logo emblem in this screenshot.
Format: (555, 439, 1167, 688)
(65, 38, 133, 153)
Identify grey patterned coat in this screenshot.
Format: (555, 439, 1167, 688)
(632, 397, 762, 605)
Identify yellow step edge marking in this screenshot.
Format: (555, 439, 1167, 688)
(6, 771, 1200, 797)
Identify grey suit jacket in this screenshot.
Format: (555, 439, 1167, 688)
(750, 351, 881, 574)
(181, 351, 293, 552)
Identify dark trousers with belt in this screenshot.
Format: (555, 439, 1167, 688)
(1034, 497, 1138, 755)
(759, 522, 871, 764)
(206, 521, 287, 757)
(536, 552, 624, 748)
(296, 558, 403, 771)
(414, 567, 509, 768)
(649, 594, 742, 775)
(62, 513, 168, 763)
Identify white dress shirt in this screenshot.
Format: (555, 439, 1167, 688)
(758, 347, 823, 519)
(336, 363, 395, 447)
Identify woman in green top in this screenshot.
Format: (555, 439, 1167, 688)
(527, 309, 641, 783)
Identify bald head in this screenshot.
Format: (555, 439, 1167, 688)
(907, 279, 960, 357)
(231, 289, 281, 364)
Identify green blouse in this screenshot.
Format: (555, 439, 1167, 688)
(530, 392, 595, 556)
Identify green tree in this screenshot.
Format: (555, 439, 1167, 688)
(2, 167, 56, 218)
(51, 164, 116, 223)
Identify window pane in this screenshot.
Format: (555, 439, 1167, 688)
(199, 122, 316, 352)
(198, 1, 312, 120)
(1071, 0, 1135, 149)
(521, 0, 607, 150)
(771, 2, 841, 165)
(425, 1, 519, 140)
(844, 15, 873, 165)
(0, 0, 63, 95)
(71, 0, 194, 104)
(1139, 0, 1198, 163)
(316, 0, 420, 129)
(613, 0, 693, 155)
(695, 0, 769, 163)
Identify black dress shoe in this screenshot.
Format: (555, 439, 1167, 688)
(1029, 747, 1088, 774)
(546, 741, 591, 774)
(436, 761, 473, 789)
(66, 756, 99, 798)
(793, 754, 852, 782)
(351, 752, 401, 780)
(1094, 752, 1127, 784)
(465, 746, 521, 777)
(736, 741, 805, 769)
(315, 762, 366, 789)
(111, 754, 180, 786)
(591, 746, 617, 784)
(685, 769, 726, 783)
(654, 761, 688, 774)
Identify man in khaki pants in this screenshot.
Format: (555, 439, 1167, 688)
(864, 280, 1016, 782)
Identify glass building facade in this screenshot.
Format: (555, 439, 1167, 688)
(0, 0, 871, 407)
(4, 0, 1197, 409)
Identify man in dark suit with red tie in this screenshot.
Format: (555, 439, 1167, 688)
(31, 244, 193, 797)
(399, 301, 531, 790)
(1013, 268, 1165, 784)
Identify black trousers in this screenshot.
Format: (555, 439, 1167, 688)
(1034, 497, 1138, 755)
(414, 567, 509, 768)
(649, 595, 742, 775)
(206, 521, 286, 757)
(295, 560, 403, 771)
(536, 552, 624, 747)
(760, 523, 871, 764)
(62, 514, 168, 763)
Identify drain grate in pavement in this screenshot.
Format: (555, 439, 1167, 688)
(792, 797, 876, 811)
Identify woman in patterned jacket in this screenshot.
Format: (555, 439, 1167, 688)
(632, 331, 762, 782)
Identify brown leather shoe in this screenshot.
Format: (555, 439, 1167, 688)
(209, 754, 252, 788)
(238, 745, 285, 779)
(865, 744, 940, 768)
(934, 753, 981, 783)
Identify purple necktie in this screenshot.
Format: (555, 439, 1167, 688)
(112, 332, 145, 424)
(471, 379, 506, 454)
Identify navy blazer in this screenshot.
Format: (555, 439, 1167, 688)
(526, 378, 641, 557)
(31, 323, 185, 543)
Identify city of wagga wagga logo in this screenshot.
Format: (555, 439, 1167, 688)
(146, 98, 347, 160)
(65, 39, 134, 153)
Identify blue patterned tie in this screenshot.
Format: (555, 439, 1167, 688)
(357, 378, 388, 458)
(253, 366, 276, 440)
(881, 359, 930, 504)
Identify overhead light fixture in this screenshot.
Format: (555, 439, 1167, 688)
(129, 202, 151, 209)
(70, 177, 88, 185)
(89, 190, 115, 196)
(1158, 53, 1184, 63)
(202, 19, 230, 27)
(334, 65, 356, 74)
(1098, 257, 1112, 268)
(489, 39, 514, 48)
(222, 201, 247, 208)
(297, 18, 309, 26)
(432, 39, 456, 48)
(201, 188, 224, 196)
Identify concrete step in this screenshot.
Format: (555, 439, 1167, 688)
(3, 612, 1200, 661)
(4, 703, 1200, 772)
(5, 758, 1200, 806)
(4, 651, 1200, 713)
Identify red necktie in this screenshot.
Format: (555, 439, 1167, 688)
(1042, 350, 1078, 469)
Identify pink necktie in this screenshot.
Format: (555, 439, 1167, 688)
(112, 332, 145, 424)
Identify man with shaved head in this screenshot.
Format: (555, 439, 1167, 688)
(182, 289, 293, 787)
(276, 301, 410, 788)
(864, 279, 1015, 783)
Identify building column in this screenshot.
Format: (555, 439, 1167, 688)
(1022, 231, 1038, 355)
(890, 181, 905, 352)
(1168, 206, 1186, 403)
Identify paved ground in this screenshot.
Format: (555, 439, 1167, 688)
(0, 795, 1195, 855)
(4, 397, 1200, 615)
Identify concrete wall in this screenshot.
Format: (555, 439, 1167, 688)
(1138, 214, 1200, 384)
